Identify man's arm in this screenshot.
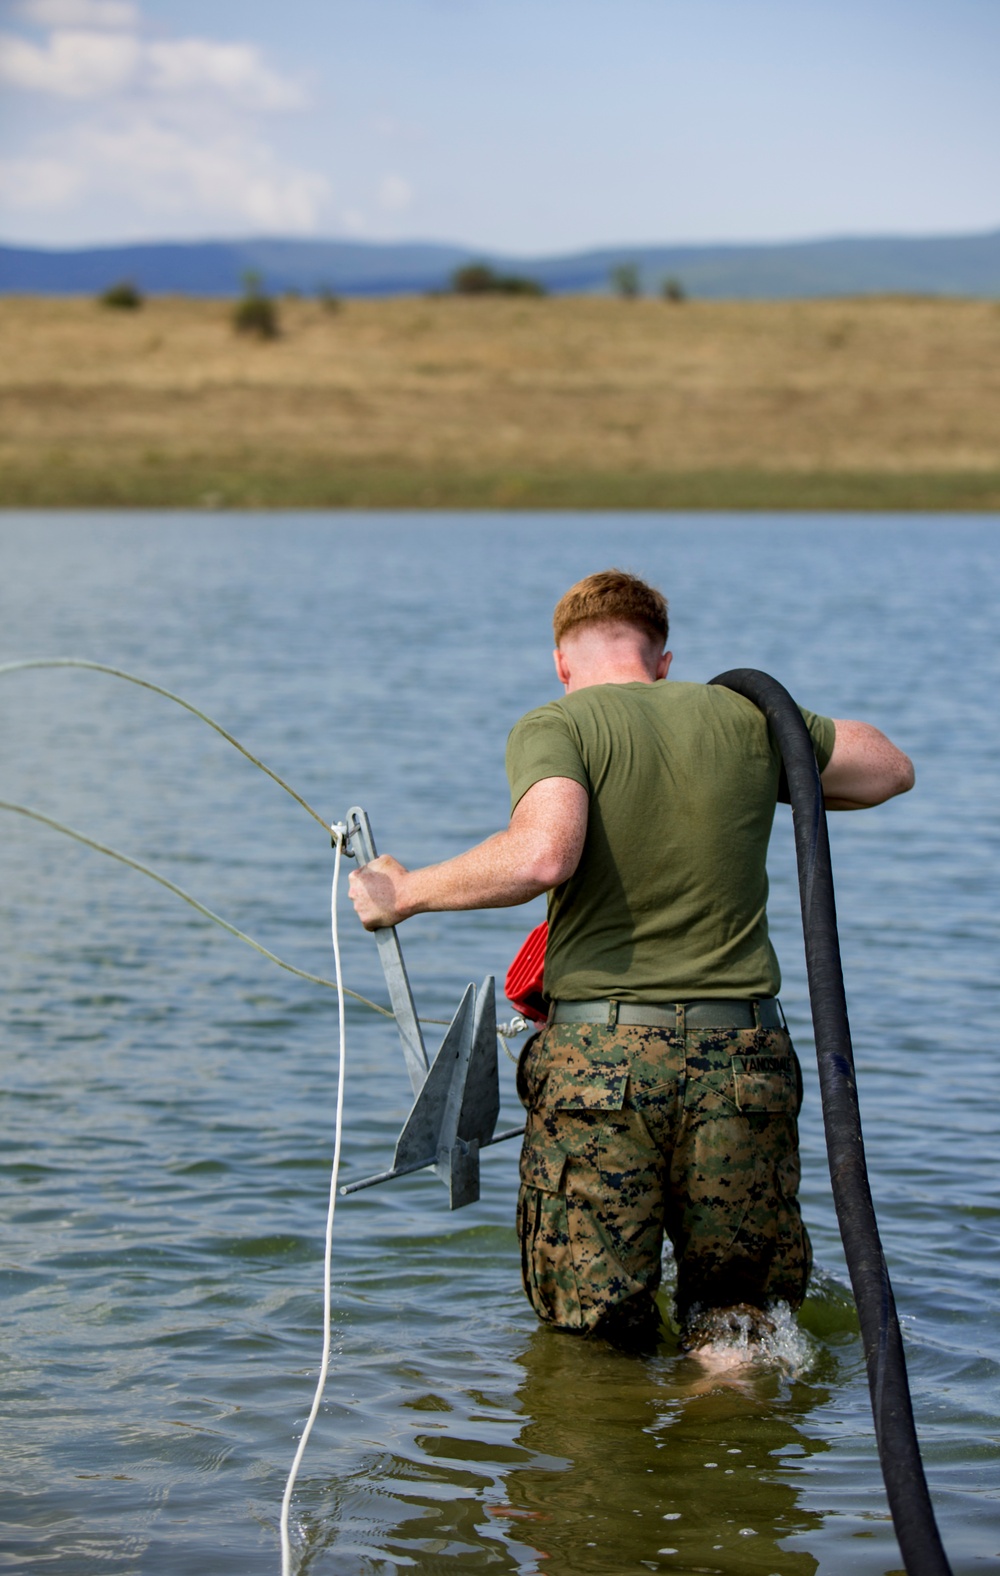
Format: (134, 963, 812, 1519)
(820, 719, 915, 811)
(348, 777, 588, 931)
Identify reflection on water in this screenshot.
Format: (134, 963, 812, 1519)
(501, 1327, 829, 1576)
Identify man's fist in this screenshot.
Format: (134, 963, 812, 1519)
(348, 854, 411, 930)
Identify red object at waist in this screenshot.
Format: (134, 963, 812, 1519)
(505, 920, 548, 1024)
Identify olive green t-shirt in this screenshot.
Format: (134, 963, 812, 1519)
(505, 681, 835, 1002)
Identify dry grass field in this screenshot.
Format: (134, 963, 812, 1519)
(1, 292, 999, 508)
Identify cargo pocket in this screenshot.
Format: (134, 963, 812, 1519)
(519, 1109, 572, 1193)
(518, 1183, 582, 1328)
(516, 1030, 633, 1330)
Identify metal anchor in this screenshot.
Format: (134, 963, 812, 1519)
(338, 806, 523, 1209)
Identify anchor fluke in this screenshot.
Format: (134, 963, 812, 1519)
(341, 974, 501, 1207)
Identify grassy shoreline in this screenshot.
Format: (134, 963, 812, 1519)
(3, 461, 999, 512)
(2, 294, 998, 510)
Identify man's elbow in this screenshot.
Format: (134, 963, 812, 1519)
(524, 846, 580, 890)
(872, 744, 915, 803)
(845, 756, 914, 809)
(823, 722, 915, 808)
(520, 828, 584, 891)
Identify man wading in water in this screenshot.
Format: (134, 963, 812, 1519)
(349, 571, 914, 1355)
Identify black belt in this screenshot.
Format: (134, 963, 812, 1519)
(548, 997, 784, 1031)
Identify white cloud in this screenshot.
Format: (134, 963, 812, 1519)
(0, 18, 305, 109)
(84, 119, 329, 229)
(16, 0, 138, 28)
(0, 118, 331, 232)
(144, 38, 304, 111)
(0, 4, 325, 237)
(0, 27, 139, 96)
(378, 174, 413, 212)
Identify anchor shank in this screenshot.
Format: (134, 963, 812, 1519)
(344, 805, 428, 1094)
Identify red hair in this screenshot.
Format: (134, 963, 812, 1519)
(553, 569, 668, 648)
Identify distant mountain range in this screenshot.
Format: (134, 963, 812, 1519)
(2, 228, 1000, 299)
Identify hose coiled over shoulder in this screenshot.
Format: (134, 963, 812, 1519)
(710, 668, 951, 1576)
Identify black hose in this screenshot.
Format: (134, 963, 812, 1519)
(710, 669, 951, 1576)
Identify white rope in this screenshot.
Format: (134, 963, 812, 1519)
(279, 824, 349, 1575)
(497, 1014, 533, 1063)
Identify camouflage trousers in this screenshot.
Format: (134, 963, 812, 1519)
(516, 1018, 811, 1336)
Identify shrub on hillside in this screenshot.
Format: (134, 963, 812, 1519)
(450, 262, 545, 297)
(99, 280, 143, 309)
(232, 271, 279, 339)
(452, 263, 494, 294)
(317, 285, 341, 312)
(661, 276, 686, 303)
(610, 262, 641, 299)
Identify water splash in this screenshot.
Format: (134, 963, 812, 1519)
(683, 1301, 815, 1378)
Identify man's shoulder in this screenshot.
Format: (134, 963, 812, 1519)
(506, 696, 590, 804)
(508, 696, 577, 738)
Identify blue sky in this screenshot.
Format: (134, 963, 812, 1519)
(1, 0, 997, 251)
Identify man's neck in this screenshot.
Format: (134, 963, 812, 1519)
(564, 662, 659, 693)
(555, 627, 672, 694)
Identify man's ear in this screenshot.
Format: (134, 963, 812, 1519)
(554, 647, 572, 689)
(656, 650, 673, 681)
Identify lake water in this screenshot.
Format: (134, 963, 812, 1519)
(0, 512, 998, 1576)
